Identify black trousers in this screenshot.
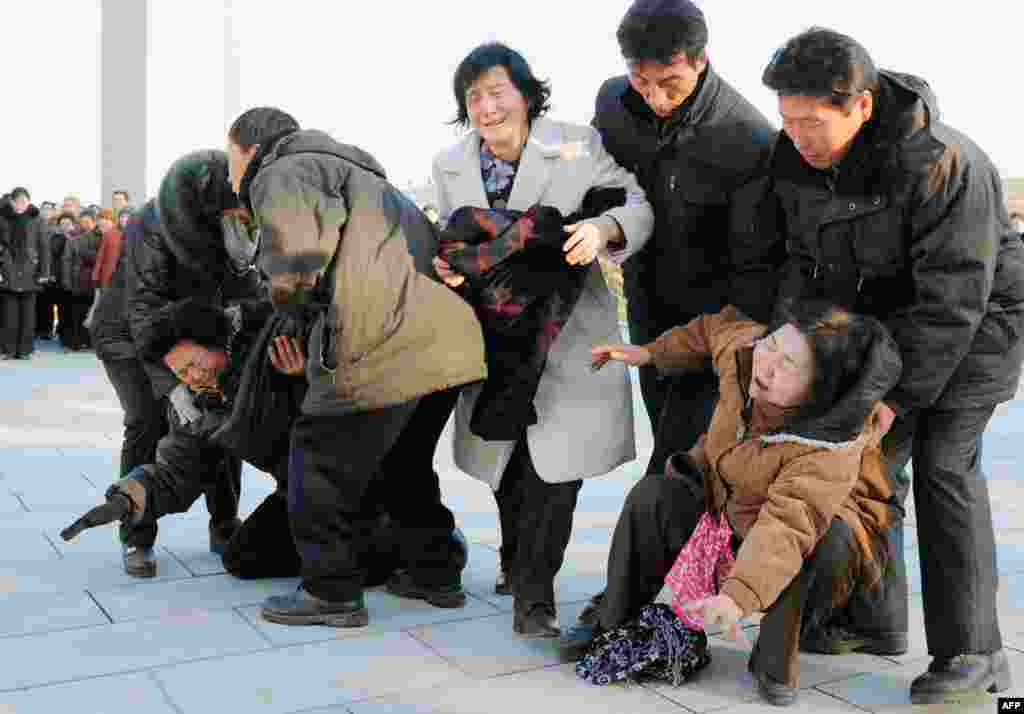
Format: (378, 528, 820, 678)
(63, 294, 92, 350)
(599, 470, 866, 688)
(36, 286, 58, 337)
(0, 292, 36, 357)
(494, 438, 583, 605)
(222, 486, 401, 586)
(626, 298, 717, 475)
(101, 357, 169, 478)
(289, 387, 464, 601)
(870, 405, 1002, 657)
(122, 403, 242, 547)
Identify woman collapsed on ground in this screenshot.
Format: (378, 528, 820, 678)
(569, 301, 902, 706)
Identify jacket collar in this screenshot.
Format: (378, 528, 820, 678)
(437, 117, 564, 211)
(620, 63, 720, 134)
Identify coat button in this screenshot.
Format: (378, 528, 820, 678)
(872, 196, 882, 205)
(848, 202, 857, 211)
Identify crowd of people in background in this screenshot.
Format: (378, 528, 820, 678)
(0, 189, 134, 358)
(7, 0, 1024, 708)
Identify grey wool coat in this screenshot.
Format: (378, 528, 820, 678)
(432, 117, 654, 487)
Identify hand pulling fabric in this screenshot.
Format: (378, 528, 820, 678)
(664, 510, 737, 629)
(575, 603, 711, 686)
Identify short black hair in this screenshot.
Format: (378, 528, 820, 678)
(10, 187, 30, 201)
(228, 107, 300, 150)
(57, 212, 76, 224)
(40, 201, 56, 209)
(617, 0, 708, 66)
(451, 43, 551, 128)
(112, 190, 130, 200)
(763, 27, 879, 112)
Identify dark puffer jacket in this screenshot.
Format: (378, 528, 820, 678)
(593, 64, 776, 325)
(246, 129, 486, 417)
(128, 150, 266, 400)
(0, 204, 52, 293)
(769, 71, 1024, 413)
(61, 227, 102, 297)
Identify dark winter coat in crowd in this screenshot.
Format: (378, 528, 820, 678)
(61, 227, 103, 297)
(243, 129, 486, 417)
(439, 205, 587, 439)
(128, 151, 266, 400)
(0, 203, 52, 293)
(593, 63, 777, 324)
(767, 71, 1024, 415)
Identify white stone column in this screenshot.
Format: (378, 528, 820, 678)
(223, 0, 242, 131)
(100, 0, 149, 206)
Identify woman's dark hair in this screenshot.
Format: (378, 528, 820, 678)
(762, 27, 879, 113)
(450, 43, 551, 128)
(228, 107, 300, 150)
(57, 212, 77, 225)
(616, 0, 708, 66)
(768, 299, 885, 422)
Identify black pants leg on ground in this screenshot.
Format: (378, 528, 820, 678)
(121, 405, 242, 547)
(101, 357, 169, 477)
(63, 295, 92, 349)
(751, 518, 861, 688)
(0, 292, 36, 356)
(598, 468, 704, 630)
(493, 438, 583, 605)
(647, 371, 718, 475)
(288, 400, 419, 601)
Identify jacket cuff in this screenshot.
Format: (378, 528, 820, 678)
(720, 577, 762, 617)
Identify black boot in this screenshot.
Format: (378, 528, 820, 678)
(577, 590, 605, 626)
(910, 650, 1012, 704)
(261, 587, 368, 628)
(800, 624, 908, 656)
(60, 490, 135, 542)
(754, 671, 797, 707)
(121, 543, 157, 578)
(513, 599, 560, 638)
(558, 621, 602, 660)
(386, 571, 466, 609)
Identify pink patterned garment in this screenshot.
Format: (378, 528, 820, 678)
(664, 511, 737, 629)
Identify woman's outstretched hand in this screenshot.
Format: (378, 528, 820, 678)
(590, 343, 652, 371)
(269, 335, 306, 377)
(563, 223, 603, 266)
(682, 594, 749, 647)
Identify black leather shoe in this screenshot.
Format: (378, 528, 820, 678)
(800, 625, 908, 656)
(209, 518, 242, 556)
(386, 571, 466, 608)
(261, 587, 368, 627)
(494, 569, 513, 596)
(122, 543, 157, 578)
(910, 649, 1012, 705)
(559, 621, 602, 659)
(513, 600, 560, 638)
(577, 590, 605, 626)
(755, 670, 797, 707)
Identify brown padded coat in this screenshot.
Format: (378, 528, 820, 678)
(251, 130, 487, 417)
(647, 306, 902, 616)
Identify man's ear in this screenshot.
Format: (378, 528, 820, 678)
(857, 91, 873, 123)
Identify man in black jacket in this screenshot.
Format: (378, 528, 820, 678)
(592, 0, 777, 474)
(758, 28, 1024, 704)
(0, 187, 53, 359)
(107, 150, 264, 577)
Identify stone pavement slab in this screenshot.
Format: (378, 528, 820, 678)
(0, 590, 109, 638)
(0, 608, 267, 691)
(0, 671, 178, 714)
(153, 630, 470, 714)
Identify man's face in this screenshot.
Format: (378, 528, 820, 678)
(627, 53, 707, 119)
(12, 195, 30, 214)
(779, 93, 872, 170)
(63, 197, 80, 216)
(227, 137, 258, 195)
(112, 193, 128, 211)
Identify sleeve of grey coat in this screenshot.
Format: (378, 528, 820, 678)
(883, 156, 998, 415)
(584, 126, 653, 264)
(252, 166, 344, 314)
(431, 158, 451, 229)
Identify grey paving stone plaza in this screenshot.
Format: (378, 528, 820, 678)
(1, 340, 1023, 713)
